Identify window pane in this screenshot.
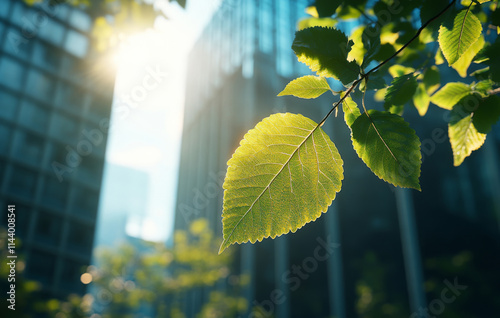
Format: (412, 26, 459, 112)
(0, 90, 19, 120)
(55, 82, 83, 112)
(64, 30, 88, 58)
(0, 122, 11, 155)
(26, 250, 56, 285)
(69, 9, 92, 31)
(40, 176, 68, 211)
(18, 100, 50, 133)
(49, 113, 79, 143)
(66, 222, 93, 255)
(25, 69, 54, 102)
(39, 19, 65, 46)
(7, 165, 37, 199)
(34, 211, 63, 247)
(4, 27, 33, 60)
(0, 57, 23, 91)
(32, 41, 61, 71)
(76, 155, 103, 187)
(12, 129, 45, 166)
(71, 185, 98, 218)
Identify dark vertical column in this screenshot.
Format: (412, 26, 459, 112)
(325, 202, 346, 318)
(274, 235, 290, 318)
(395, 188, 427, 314)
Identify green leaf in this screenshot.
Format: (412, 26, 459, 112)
(423, 66, 441, 95)
(484, 37, 500, 82)
(438, 9, 482, 65)
(449, 97, 487, 166)
(389, 65, 416, 78)
(473, 95, 500, 133)
(342, 95, 361, 127)
(278, 76, 331, 99)
(219, 113, 343, 254)
(451, 36, 485, 78)
(297, 17, 337, 30)
(350, 110, 421, 190)
(384, 73, 418, 107)
(430, 82, 472, 110)
(292, 27, 360, 85)
(413, 84, 430, 116)
(313, 0, 343, 17)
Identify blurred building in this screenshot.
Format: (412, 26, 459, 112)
(174, 1, 500, 318)
(0, 0, 113, 299)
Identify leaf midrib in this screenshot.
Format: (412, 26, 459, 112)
(221, 122, 321, 248)
(457, 7, 472, 59)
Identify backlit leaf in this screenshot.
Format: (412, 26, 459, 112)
(220, 113, 343, 253)
(430, 82, 472, 110)
(350, 110, 422, 190)
(413, 84, 430, 116)
(384, 73, 418, 107)
(451, 36, 485, 78)
(278, 76, 331, 99)
(292, 27, 360, 85)
(438, 9, 482, 65)
(449, 96, 487, 166)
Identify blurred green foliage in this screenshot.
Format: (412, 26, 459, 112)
(1, 219, 248, 317)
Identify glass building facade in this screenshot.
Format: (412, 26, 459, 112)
(175, 0, 500, 317)
(0, 0, 113, 298)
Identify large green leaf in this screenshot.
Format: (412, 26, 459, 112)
(219, 113, 343, 254)
(350, 110, 421, 190)
(438, 9, 482, 65)
(430, 82, 472, 110)
(278, 76, 331, 99)
(292, 27, 360, 85)
(449, 98, 487, 166)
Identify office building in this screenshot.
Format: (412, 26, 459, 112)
(0, 0, 113, 298)
(174, 0, 500, 317)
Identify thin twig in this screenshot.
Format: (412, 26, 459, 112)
(317, 0, 457, 126)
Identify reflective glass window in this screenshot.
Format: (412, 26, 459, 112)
(12, 129, 45, 166)
(0, 122, 11, 155)
(32, 41, 60, 70)
(25, 250, 56, 285)
(64, 30, 88, 58)
(7, 165, 37, 200)
(49, 113, 79, 143)
(34, 211, 63, 246)
(18, 100, 50, 133)
(0, 57, 23, 91)
(69, 9, 92, 31)
(40, 176, 68, 211)
(0, 1, 11, 18)
(25, 69, 54, 102)
(39, 19, 65, 46)
(0, 90, 19, 120)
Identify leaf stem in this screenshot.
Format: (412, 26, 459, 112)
(317, 0, 457, 127)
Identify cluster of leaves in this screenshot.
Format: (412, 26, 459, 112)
(219, 0, 500, 253)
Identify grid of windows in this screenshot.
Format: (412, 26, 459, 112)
(0, 0, 113, 298)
